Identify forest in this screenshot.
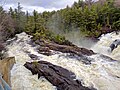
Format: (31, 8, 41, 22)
(0, 0, 120, 45)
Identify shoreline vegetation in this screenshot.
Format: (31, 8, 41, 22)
(0, 0, 120, 43)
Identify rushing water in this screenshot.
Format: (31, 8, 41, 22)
(6, 32, 120, 90)
(6, 33, 57, 90)
(91, 32, 120, 61)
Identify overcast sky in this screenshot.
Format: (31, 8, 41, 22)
(0, 0, 78, 13)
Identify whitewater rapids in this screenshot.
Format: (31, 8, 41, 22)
(6, 32, 120, 90)
(91, 32, 120, 61)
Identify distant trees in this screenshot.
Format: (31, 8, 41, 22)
(47, 0, 120, 37)
(0, 0, 120, 43)
(0, 6, 15, 42)
(9, 2, 26, 34)
(25, 10, 46, 34)
(0, 2, 26, 42)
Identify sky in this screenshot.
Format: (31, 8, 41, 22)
(0, 0, 78, 13)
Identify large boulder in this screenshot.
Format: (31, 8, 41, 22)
(24, 61, 96, 90)
(0, 57, 15, 86)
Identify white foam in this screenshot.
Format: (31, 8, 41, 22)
(7, 32, 56, 90)
(6, 32, 120, 90)
(91, 32, 120, 61)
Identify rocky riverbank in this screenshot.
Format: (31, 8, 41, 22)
(0, 57, 15, 86)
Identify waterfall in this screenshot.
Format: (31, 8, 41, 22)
(91, 32, 120, 61)
(6, 32, 120, 90)
(6, 32, 57, 90)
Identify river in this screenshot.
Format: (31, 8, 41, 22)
(6, 32, 120, 90)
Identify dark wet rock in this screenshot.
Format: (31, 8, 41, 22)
(34, 39, 45, 46)
(46, 43, 95, 56)
(80, 56, 93, 64)
(116, 76, 120, 78)
(39, 47, 50, 52)
(28, 54, 38, 60)
(6, 36, 18, 45)
(34, 40, 96, 64)
(24, 61, 96, 90)
(59, 53, 92, 64)
(35, 39, 95, 57)
(38, 47, 52, 56)
(28, 41, 36, 47)
(100, 54, 117, 62)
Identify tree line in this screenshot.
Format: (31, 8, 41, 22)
(47, 0, 120, 37)
(0, 0, 120, 46)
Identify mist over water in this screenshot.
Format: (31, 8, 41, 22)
(63, 30, 96, 49)
(47, 14, 96, 49)
(47, 14, 120, 60)
(46, 13, 63, 34)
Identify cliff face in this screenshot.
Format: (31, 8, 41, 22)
(0, 57, 15, 86)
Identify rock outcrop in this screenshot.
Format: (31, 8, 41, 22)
(35, 39, 95, 56)
(0, 57, 15, 86)
(24, 61, 96, 90)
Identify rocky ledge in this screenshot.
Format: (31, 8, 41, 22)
(0, 57, 15, 86)
(34, 39, 95, 56)
(24, 61, 96, 90)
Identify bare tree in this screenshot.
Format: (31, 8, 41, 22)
(0, 7, 15, 42)
(85, 0, 94, 9)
